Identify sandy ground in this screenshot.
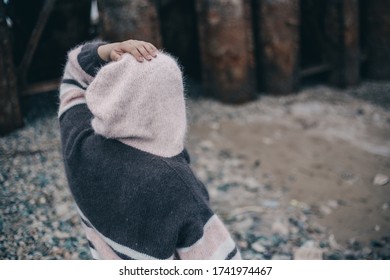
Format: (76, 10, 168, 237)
(186, 83, 390, 252)
(1, 81, 389, 259)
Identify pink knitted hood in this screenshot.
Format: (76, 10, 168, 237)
(85, 52, 187, 158)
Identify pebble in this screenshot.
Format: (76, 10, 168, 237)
(329, 234, 340, 250)
(271, 220, 289, 236)
(54, 231, 71, 239)
(2, 88, 390, 260)
(244, 177, 261, 192)
(262, 199, 280, 209)
(293, 241, 323, 260)
(320, 205, 333, 215)
(272, 254, 291, 260)
(325, 251, 344, 260)
(251, 241, 267, 253)
(327, 200, 339, 209)
(373, 174, 389, 186)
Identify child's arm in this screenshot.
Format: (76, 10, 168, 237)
(98, 39, 158, 62)
(58, 40, 158, 117)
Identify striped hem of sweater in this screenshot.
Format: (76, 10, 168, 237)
(77, 206, 239, 260)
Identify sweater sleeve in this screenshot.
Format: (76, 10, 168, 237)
(58, 41, 108, 117)
(177, 213, 241, 260)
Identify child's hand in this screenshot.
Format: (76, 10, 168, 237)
(98, 40, 158, 63)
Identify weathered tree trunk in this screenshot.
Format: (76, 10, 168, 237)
(98, 0, 162, 48)
(364, 0, 390, 79)
(157, 0, 201, 80)
(254, 0, 300, 94)
(324, 0, 360, 87)
(343, 0, 360, 86)
(196, 0, 256, 103)
(0, 2, 23, 134)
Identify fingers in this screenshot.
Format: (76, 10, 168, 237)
(110, 50, 122, 62)
(145, 43, 158, 57)
(137, 45, 153, 61)
(121, 43, 145, 62)
(112, 40, 159, 62)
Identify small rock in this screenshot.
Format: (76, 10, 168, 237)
(348, 239, 362, 251)
(319, 241, 329, 248)
(78, 251, 90, 260)
(327, 200, 339, 209)
(262, 199, 279, 209)
(341, 171, 355, 181)
(271, 220, 289, 236)
(38, 197, 46, 204)
(55, 204, 69, 217)
(325, 251, 344, 260)
(374, 225, 381, 232)
(370, 240, 383, 248)
(251, 241, 267, 253)
(382, 203, 389, 210)
(233, 217, 254, 237)
(345, 250, 358, 260)
(238, 240, 248, 250)
(199, 140, 214, 150)
(290, 199, 308, 210)
(293, 241, 323, 260)
(54, 231, 70, 239)
(329, 234, 340, 249)
(63, 251, 72, 260)
(272, 254, 291, 260)
(320, 205, 332, 215)
(356, 108, 365, 115)
(244, 177, 260, 192)
(253, 159, 261, 168)
(373, 174, 389, 186)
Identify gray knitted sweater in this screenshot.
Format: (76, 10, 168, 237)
(58, 42, 241, 260)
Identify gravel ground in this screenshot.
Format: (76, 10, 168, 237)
(1, 82, 389, 260)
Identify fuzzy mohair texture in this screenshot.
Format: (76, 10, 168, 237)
(85, 52, 187, 158)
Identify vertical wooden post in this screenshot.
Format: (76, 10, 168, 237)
(324, 0, 360, 87)
(196, 0, 256, 103)
(364, 0, 390, 79)
(254, 0, 300, 94)
(97, 0, 162, 48)
(0, 2, 23, 135)
(343, 0, 360, 86)
(157, 0, 201, 80)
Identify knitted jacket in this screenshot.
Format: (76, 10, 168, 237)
(58, 41, 241, 260)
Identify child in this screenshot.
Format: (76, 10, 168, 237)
(58, 39, 241, 260)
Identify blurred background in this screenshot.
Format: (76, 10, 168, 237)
(0, 0, 389, 260)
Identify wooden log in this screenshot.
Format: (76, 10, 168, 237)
(157, 0, 201, 80)
(343, 0, 360, 86)
(254, 0, 300, 94)
(364, 0, 390, 79)
(0, 2, 23, 134)
(323, 0, 360, 87)
(196, 0, 256, 103)
(97, 0, 162, 47)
